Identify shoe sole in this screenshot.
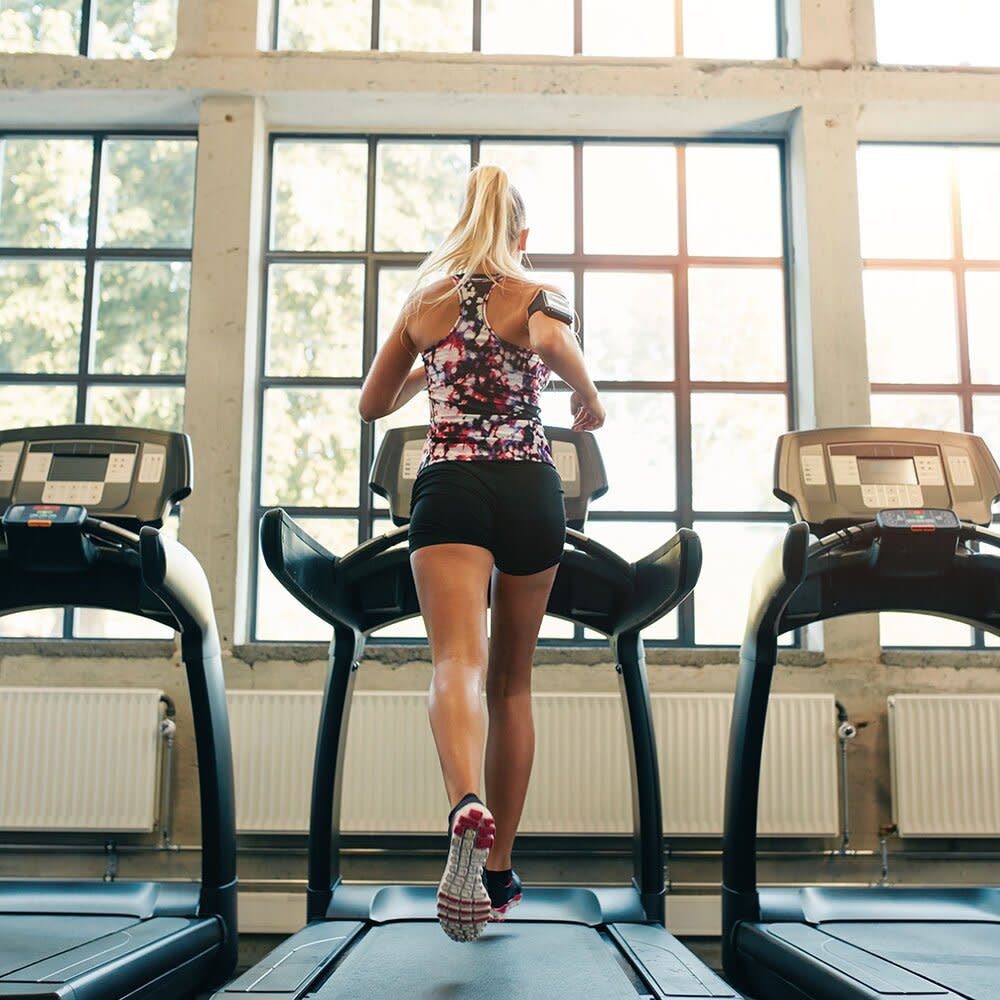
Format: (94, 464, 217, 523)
(489, 892, 522, 922)
(437, 805, 496, 942)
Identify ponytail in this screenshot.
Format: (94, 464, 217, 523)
(408, 165, 528, 307)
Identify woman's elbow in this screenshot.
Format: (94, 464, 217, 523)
(358, 397, 383, 423)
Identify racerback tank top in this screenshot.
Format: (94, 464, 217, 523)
(420, 275, 554, 468)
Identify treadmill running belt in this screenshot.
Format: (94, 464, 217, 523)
(312, 923, 644, 999)
(824, 922, 1000, 1000)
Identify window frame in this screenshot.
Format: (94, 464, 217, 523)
(270, 0, 787, 58)
(0, 127, 197, 639)
(862, 140, 1000, 651)
(252, 132, 796, 647)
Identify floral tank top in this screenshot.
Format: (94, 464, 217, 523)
(420, 275, 554, 469)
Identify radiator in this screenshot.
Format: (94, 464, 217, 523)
(0, 687, 164, 832)
(889, 694, 1000, 837)
(229, 690, 839, 837)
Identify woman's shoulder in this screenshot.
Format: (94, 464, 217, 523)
(502, 275, 567, 300)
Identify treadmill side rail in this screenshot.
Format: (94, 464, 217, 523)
(214, 921, 364, 997)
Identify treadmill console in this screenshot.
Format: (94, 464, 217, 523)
(0, 424, 193, 527)
(775, 427, 1000, 533)
(370, 425, 608, 530)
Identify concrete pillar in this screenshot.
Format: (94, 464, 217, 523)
(787, 102, 880, 659)
(174, 0, 273, 55)
(786, 0, 854, 66)
(180, 96, 266, 648)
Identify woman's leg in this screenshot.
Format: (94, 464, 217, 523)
(484, 563, 559, 870)
(410, 542, 495, 808)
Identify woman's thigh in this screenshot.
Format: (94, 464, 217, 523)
(411, 543, 494, 665)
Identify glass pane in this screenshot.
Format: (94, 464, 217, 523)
(879, 612, 974, 647)
(540, 388, 573, 429)
(598, 392, 676, 512)
(966, 272, 1000, 384)
(267, 263, 363, 377)
(375, 142, 469, 252)
(0, 138, 92, 248)
(874, 0, 1000, 67)
(0, 0, 79, 53)
(869, 393, 963, 432)
(0, 260, 84, 373)
(377, 267, 418, 350)
(375, 615, 428, 639)
(538, 615, 574, 639)
(276, 0, 371, 50)
(261, 388, 361, 507)
(682, 0, 777, 58)
(93, 261, 189, 375)
(974, 395, 1000, 479)
(583, 145, 677, 255)
(477, 143, 574, 255)
(0, 383, 76, 427)
(482, 0, 572, 54)
(98, 139, 196, 249)
(582, 0, 674, 56)
(87, 385, 184, 431)
(863, 270, 958, 383)
(271, 141, 368, 252)
(583, 271, 673, 381)
(379, 0, 470, 51)
(90, 0, 177, 58)
(857, 145, 953, 260)
(0, 607, 64, 637)
(256, 518, 359, 640)
(958, 148, 1000, 259)
(688, 267, 785, 382)
(694, 521, 788, 645)
(691, 392, 787, 511)
(74, 608, 174, 638)
(584, 520, 678, 639)
(685, 145, 783, 258)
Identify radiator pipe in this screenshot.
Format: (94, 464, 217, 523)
(158, 717, 177, 847)
(835, 700, 857, 854)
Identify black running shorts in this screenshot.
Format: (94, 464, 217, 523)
(408, 460, 566, 576)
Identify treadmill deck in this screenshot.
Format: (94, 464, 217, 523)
(740, 920, 1000, 1000)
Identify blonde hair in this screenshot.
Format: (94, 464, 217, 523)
(407, 164, 528, 308)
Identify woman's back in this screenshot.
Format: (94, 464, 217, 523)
(411, 275, 554, 466)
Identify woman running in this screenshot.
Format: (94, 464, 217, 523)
(359, 164, 605, 942)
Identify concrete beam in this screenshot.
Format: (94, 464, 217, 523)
(175, 0, 272, 56)
(179, 96, 266, 648)
(0, 54, 998, 138)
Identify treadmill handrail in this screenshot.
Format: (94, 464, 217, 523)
(722, 515, 1000, 961)
(139, 527, 238, 973)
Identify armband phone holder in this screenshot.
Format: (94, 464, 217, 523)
(527, 288, 573, 326)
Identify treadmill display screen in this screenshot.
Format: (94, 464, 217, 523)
(48, 453, 109, 482)
(858, 457, 918, 485)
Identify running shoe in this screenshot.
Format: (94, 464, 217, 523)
(484, 868, 523, 921)
(437, 802, 496, 942)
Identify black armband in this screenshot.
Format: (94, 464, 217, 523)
(527, 288, 573, 327)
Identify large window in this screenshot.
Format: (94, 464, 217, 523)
(874, 0, 1000, 67)
(274, 0, 780, 58)
(0, 131, 196, 638)
(0, 0, 176, 56)
(254, 136, 791, 646)
(858, 144, 1000, 649)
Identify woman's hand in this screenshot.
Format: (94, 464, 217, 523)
(570, 390, 606, 431)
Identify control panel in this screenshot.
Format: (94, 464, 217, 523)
(370, 426, 608, 531)
(0, 425, 193, 527)
(775, 427, 1000, 533)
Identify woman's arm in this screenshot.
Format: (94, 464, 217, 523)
(527, 291, 605, 431)
(358, 310, 424, 423)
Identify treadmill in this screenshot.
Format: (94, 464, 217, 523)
(722, 426, 1000, 1000)
(0, 425, 238, 999)
(215, 426, 737, 1000)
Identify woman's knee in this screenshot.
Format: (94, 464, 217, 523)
(431, 657, 486, 695)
